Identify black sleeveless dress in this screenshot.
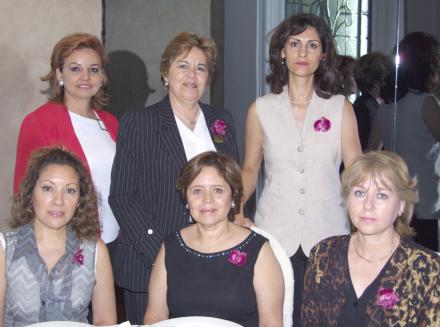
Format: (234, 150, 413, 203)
(164, 231, 267, 327)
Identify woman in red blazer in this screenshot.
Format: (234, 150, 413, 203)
(14, 33, 119, 248)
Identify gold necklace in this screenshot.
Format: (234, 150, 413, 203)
(290, 98, 311, 105)
(288, 90, 312, 105)
(173, 107, 201, 128)
(353, 233, 399, 263)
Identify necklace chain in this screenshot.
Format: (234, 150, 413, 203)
(290, 98, 311, 104)
(353, 233, 399, 263)
(173, 107, 201, 128)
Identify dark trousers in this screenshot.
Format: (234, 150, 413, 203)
(411, 217, 439, 252)
(290, 246, 308, 327)
(123, 289, 148, 325)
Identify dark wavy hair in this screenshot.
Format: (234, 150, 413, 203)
(381, 32, 440, 103)
(11, 147, 99, 241)
(353, 52, 393, 98)
(335, 55, 356, 97)
(176, 152, 243, 221)
(266, 13, 338, 98)
(41, 32, 108, 109)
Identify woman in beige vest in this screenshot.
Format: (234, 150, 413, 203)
(242, 13, 361, 325)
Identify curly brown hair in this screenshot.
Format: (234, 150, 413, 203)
(266, 13, 338, 98)
(176, 152, 243, 221)
(41, 32, 108, 109)
(11, 147, 100, 241)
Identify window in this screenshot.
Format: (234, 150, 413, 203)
(285, 0, 370, 58)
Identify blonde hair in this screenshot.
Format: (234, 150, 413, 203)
(160, 32, 217, 85)
(341, 151, 417, 238)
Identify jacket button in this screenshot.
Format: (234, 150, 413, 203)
(147, 229, 153, 235)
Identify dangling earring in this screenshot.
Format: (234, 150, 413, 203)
(231, 202, 235, 209)
(58, 80, 64, 87)
(281, 57, 286, 65)
(164, 79, 169, 87)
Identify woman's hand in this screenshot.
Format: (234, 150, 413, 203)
(234, 215, 255, 228)
(233, 199, 255, 228)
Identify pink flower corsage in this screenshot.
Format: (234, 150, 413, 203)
(228, 249, 247, 267)
(313, 116, 331, 132)
(211, 119, 227, 143)
(72, 246, 84, 266)
(376, 287, 399, 310)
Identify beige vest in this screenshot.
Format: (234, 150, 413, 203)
(255, 86, 350, 256)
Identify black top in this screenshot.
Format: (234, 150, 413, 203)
(165, 231, 267, 327)
(303, 235, 440, 326)
(353, 92, 379, 150)
(337, 257, 391, 327)
(109, 95, 239, 291)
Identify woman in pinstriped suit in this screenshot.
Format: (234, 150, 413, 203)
(109, 32, 239, 324)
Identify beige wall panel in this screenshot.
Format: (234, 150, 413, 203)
(0, 0, 102, 229)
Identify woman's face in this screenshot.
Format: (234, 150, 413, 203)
(346, 175, 405, 237)
(186, 166, 233, 227)
(32, 164, 80, 232)
(56, 48, 104, 104)
(164, 47, 209, 105)
(281, 27, 323, 78)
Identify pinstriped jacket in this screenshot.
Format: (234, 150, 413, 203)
(109, 96, 238, 292)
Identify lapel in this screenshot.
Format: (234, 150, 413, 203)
(158, 96, 187, 170)
(50, 103, 90, 172)
(201, 103, 227, 154)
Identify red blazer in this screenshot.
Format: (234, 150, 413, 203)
(14, 102, 119, 193)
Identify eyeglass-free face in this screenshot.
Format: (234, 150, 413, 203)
(287, 39, 321, 52)
(281, 27, 324, 79)
(56, 48, 104, 103)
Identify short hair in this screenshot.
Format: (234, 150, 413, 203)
(11, 147, 100, 241)
(266, 13, 338, 98)
(41, 32, 108, 109)
(341, 151, 417, 238)
(353, 52, 393, 96)
(160, 32, 217, 85)
(382, 32, 440, 103)
(176, 152, 243, 221)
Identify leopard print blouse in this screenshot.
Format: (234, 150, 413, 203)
(302, 235, 440, 326)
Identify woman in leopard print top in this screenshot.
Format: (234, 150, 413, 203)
(302, 151, 439, 326)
